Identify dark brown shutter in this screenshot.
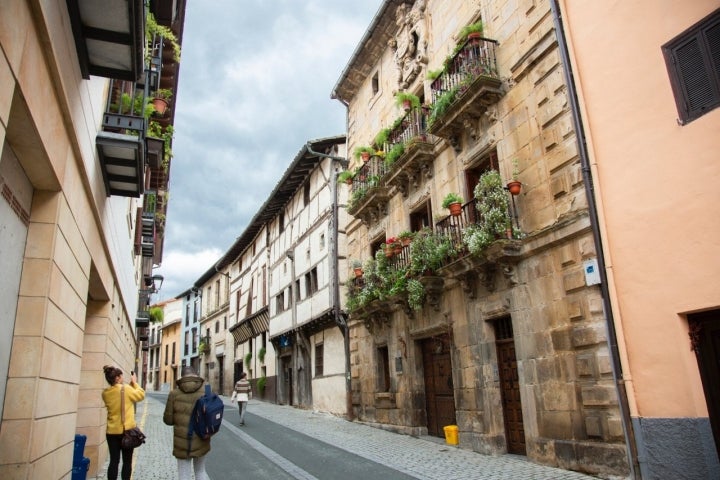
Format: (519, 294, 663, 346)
(664, 9, 720, 123)
(134, 207, 143, 255)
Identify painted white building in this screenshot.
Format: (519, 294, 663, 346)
(223, 137, 349, 413)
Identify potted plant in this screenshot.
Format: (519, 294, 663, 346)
(353, 145, 375, 163)
(148, 306, 164, 324)
(151, 88, 173, 116)
(146, 13, 181, 62)
(442, 192, 464, 216)
(426, 69, 443, 81)
(398, 230, 414, 246)
(409, 228, 456, 276)
(198, 340, 209, 355)
(374, 128, 391, 150)
(384, 142, 406, 167)
(337, 170, 355, 185)
(506, 158, 522, 195)
(463, 170, 513, 255)
(384, 237, 399, 258)
(351, 259, 364, 278)
(258, 346, 266, 364)
(395, 91, 421, 111)
(459, 21, 483, 43)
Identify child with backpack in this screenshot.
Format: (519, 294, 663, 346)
(163, 366, 218, 480)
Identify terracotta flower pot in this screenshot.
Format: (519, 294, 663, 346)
(361, 152, 370, 162)
(449, 202, 462, 216)
(506, 181, 522, 195)
(152, 97, 169, 116)
(354, 267, 363, 278)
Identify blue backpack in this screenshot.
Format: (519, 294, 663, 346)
(187, 384, 224, 451)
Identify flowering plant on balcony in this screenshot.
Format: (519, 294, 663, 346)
(463, 170, 513, 255)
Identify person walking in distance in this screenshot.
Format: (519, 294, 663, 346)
(163, 366, 211, 480)
(231, 372, 252, 425)
(101, 366, 145, 480)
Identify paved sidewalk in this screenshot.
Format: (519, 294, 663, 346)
(93, 394, 600, 480)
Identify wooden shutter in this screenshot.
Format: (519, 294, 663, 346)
(664, 9, 720, 123)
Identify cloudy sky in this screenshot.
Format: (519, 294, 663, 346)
(155, 1, 383, 299)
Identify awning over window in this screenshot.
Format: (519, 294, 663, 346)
(230, 307, 269, 345)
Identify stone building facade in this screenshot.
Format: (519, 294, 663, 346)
(332, 0, 629, 477)
(0, 1, 185, 477)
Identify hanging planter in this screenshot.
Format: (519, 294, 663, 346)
(506, 181, 522, 195)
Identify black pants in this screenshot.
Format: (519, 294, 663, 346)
(106, 433, 134, 480)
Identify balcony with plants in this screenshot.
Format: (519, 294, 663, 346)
(380, 96, 436, 198)
(346, 146, 391, 224)
(427, 21, 502, 141)
(345, 99, 436, 225)
(346, 170, 522, 321)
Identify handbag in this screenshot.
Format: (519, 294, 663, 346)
(120, 385, 146, 449)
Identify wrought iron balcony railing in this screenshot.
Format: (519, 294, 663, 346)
(428, 37, 502, 140)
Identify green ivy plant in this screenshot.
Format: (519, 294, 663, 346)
(258, 347, 266, 364)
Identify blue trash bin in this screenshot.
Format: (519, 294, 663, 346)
(71, 457, 90, 480)
(72, 434, 89, 480)
(73, 434, 87, 465)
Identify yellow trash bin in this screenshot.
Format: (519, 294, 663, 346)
(443, 425, 459, 445)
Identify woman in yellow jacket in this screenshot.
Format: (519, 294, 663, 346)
(101, 365, 145, 480)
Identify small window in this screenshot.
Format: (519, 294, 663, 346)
(315, 343, 324, 377)
(276, 291, 285, 313)
(409, 200, 432, 232)
(215, 321, 219, 333)
(377, 346, 390, 392)
(304, 181, 310, 206)
(662, 9, 720, 124)
(305, 267, 319, 296)
(279, 212, 285, 233)
(372, 72, 379, 95)
(295, 279, 301, 301)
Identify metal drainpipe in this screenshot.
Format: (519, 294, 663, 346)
(549, 1, 639, 477)
(305, 142, 353, 420)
